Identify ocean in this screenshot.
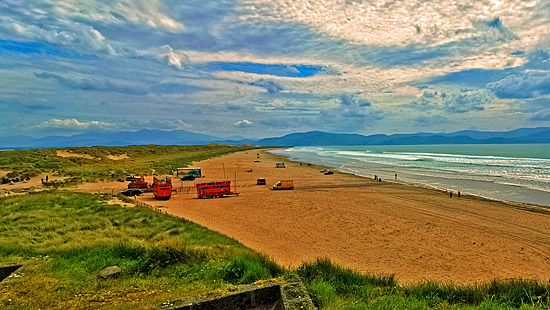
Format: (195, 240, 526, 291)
(270, 144, 550, 207)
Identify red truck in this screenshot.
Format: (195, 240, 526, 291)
(196, 181, 234, 198)
(153, 177, 172, 200)
(127, 175, 148, 189)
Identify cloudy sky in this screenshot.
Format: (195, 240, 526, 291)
(1, 0, 549, 138)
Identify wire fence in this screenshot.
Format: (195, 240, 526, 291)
(114, 193, 170, 215)
(174, 186, 196, 194)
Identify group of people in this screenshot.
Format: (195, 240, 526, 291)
(450, 191, 461, 198)
(1, 176, 30, 185)
(374, 173, 461, 198)
(373, 173, 398, 182)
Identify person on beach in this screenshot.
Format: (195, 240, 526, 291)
(450, 191, 452, 198)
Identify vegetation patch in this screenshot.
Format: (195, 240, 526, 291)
(0, 144, 259, 184)
(0, 191, 281, 309)
(297, 259, 550, 310)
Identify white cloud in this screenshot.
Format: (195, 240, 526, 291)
(149, 45, 189, 68)
(36, 119, 114, 129)
(240, 0, 534, 46)
(34, 72, 148, 95)
(1, 0, 549, 137)
(414, 114, 450, 126)
(410, 88, 494, 113)
(118, 119, 192, 130)
(166, 119, 192, 130)
(250, 79, 284, 93)
(54, 0, 184, 32)
(530, 108, 550, 121)
(487, 73, 550, 99)
(235, 119, 254, 127)
(0, 17, 118, 55)
(115, 0, 184, 32)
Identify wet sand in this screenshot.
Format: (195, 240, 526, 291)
(101, 150, 549, 284)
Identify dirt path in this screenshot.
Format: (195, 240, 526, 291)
(0, 170, 66, 195)
(131, 150, 550, 284)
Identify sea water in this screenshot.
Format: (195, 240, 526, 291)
(270, 144, 550, 207)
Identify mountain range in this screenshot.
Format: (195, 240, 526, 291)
(1, 127, 549, 149)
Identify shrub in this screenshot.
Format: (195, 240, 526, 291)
(222, 254, 282, 284)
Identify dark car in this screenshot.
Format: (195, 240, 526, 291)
(256, 178, 266, 185)
(120, 188, 142, 196)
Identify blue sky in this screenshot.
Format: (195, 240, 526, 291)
(0, 0, 549, 138)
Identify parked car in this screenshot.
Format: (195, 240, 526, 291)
(120, 188, 142, 196)
(272, 180, 294, 190)
(256, 178, 266, 185)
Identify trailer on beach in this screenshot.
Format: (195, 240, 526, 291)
(196, 181, 236, 198)
(127, 175, 148, 189)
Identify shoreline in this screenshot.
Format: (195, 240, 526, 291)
(268, 148, 550, 212)
(138, 149, 550, 284)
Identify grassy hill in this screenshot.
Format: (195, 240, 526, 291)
(0, 144, 259, 184)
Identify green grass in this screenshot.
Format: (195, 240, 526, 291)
(0, 191, 282, 309)
(0, 144, 258, 183)
(297, 259, 550, 310)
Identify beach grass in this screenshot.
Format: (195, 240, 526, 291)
(298, 259, 550, 309)
(0, 144, 258, 184)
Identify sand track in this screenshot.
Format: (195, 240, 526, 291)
(129, 150, 550, 284)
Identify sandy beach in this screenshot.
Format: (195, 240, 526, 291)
(98, 149, 549, 284)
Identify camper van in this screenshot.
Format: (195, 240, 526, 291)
(272, 180, 294, 190)
(275, 162, 286, 168)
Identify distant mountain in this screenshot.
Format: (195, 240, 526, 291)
(0, 129, 218, 149)
(255, 131, 377, 146)
(1, 127, 549, 149)
(252, 127, 550, 146)
(441, 127, 550, 139)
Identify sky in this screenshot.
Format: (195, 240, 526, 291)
(0, 0, 549, 139)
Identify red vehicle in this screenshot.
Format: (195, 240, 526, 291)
(128, 175, 148, 189)
(196, 181, 234, 198)
(153, 177, 172, 200)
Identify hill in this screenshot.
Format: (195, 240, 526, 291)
(2, 127, 549, 148)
